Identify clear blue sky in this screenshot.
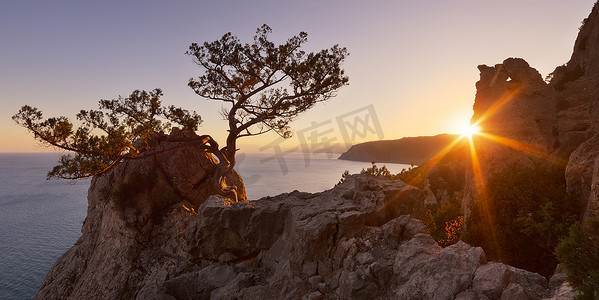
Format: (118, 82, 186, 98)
(1, 0, 595, 152)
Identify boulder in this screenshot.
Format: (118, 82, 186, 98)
(471, 262, 549, 299)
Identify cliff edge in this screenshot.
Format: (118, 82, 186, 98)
(461, 2, 599, 221)
(34, 164, 571, 299)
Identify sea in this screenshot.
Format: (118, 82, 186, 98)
(0, 152, 410, 299)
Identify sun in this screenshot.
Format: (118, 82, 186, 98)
(460, 124, 481, 139)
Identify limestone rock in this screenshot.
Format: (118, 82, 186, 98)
(393, 240, 486, 299)
(35, 170, 571, 299)
(471, 262, 549, 299)
(553, 2, 599, 219)
(163, 264, 237, 299)
(461, 3, 599, 222)
(472, 58, 557, 149)
(462, 57, 559, 221)
(543, 282, 577, 300)
(543, 266, 578, 300)
(559, 3, 599, 79)
(33, 138, 244, 300)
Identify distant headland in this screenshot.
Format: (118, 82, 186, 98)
(338, 133, 462, 165)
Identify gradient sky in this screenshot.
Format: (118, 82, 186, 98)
(1, 1, 595, 153)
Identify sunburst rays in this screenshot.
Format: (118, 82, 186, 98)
(402, 84, 568, 255)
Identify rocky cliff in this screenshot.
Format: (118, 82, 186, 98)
(338, 134, 462, 165)
(557, 2, 599, 219)
(461, 2, 599, 221)
(34, 159, 572, 299)
(460, 57, 561, 222)
(34, 131, 245, 299)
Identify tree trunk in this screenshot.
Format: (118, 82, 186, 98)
(209, 134, 244, 201)
(224, 132, 237, 171)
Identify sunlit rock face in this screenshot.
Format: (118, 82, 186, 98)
(462, 57, 559, 220)
(552, 3, 599, 219)
(561, 3, 599, 80)
(462, 3, 599, 220)
(33, 134, 244, 300)
(472, 58, 557, 149)
(35, 169, 571, 299)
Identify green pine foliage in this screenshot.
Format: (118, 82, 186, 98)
(463, 162, 576, 276)
(360, 162, 392, 179)
(13, 89, 201, 179)
(556, 218, 599, 300)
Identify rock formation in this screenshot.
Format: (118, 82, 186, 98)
(461, 57, 561, 220)
(555, 3, 599, 219)
(34, 168, 571, 299)
(34, 132, 245, 299)
(462, 2, 599, 220)
(336, 3, 599, 221)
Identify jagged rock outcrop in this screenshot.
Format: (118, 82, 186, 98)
(461, 57, 560, 220)
(472, 58, 558, 149)
(462, 2, 599, 220)
(554, 3, 599, 219)
(35, 169, 571, 299)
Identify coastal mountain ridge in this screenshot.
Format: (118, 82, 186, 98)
(338, 133, 461, 165)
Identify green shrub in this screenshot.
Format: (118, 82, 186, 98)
(409, 162, 465, 247)
(463, 162, 576, 276)
(347, 163, 466, 247)
(349, 162, 467, 247)
(428, 198, 463, 247)
(361, 162, 392, 179)
(394, 165, 424, 189)
(428, 164, 465, 198)
(556, 218, 599, 300)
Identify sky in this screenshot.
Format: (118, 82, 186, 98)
(1, 0, 596, 153)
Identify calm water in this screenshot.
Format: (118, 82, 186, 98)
(235, 152, 411, 199)
(0, 152, 409, 299)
